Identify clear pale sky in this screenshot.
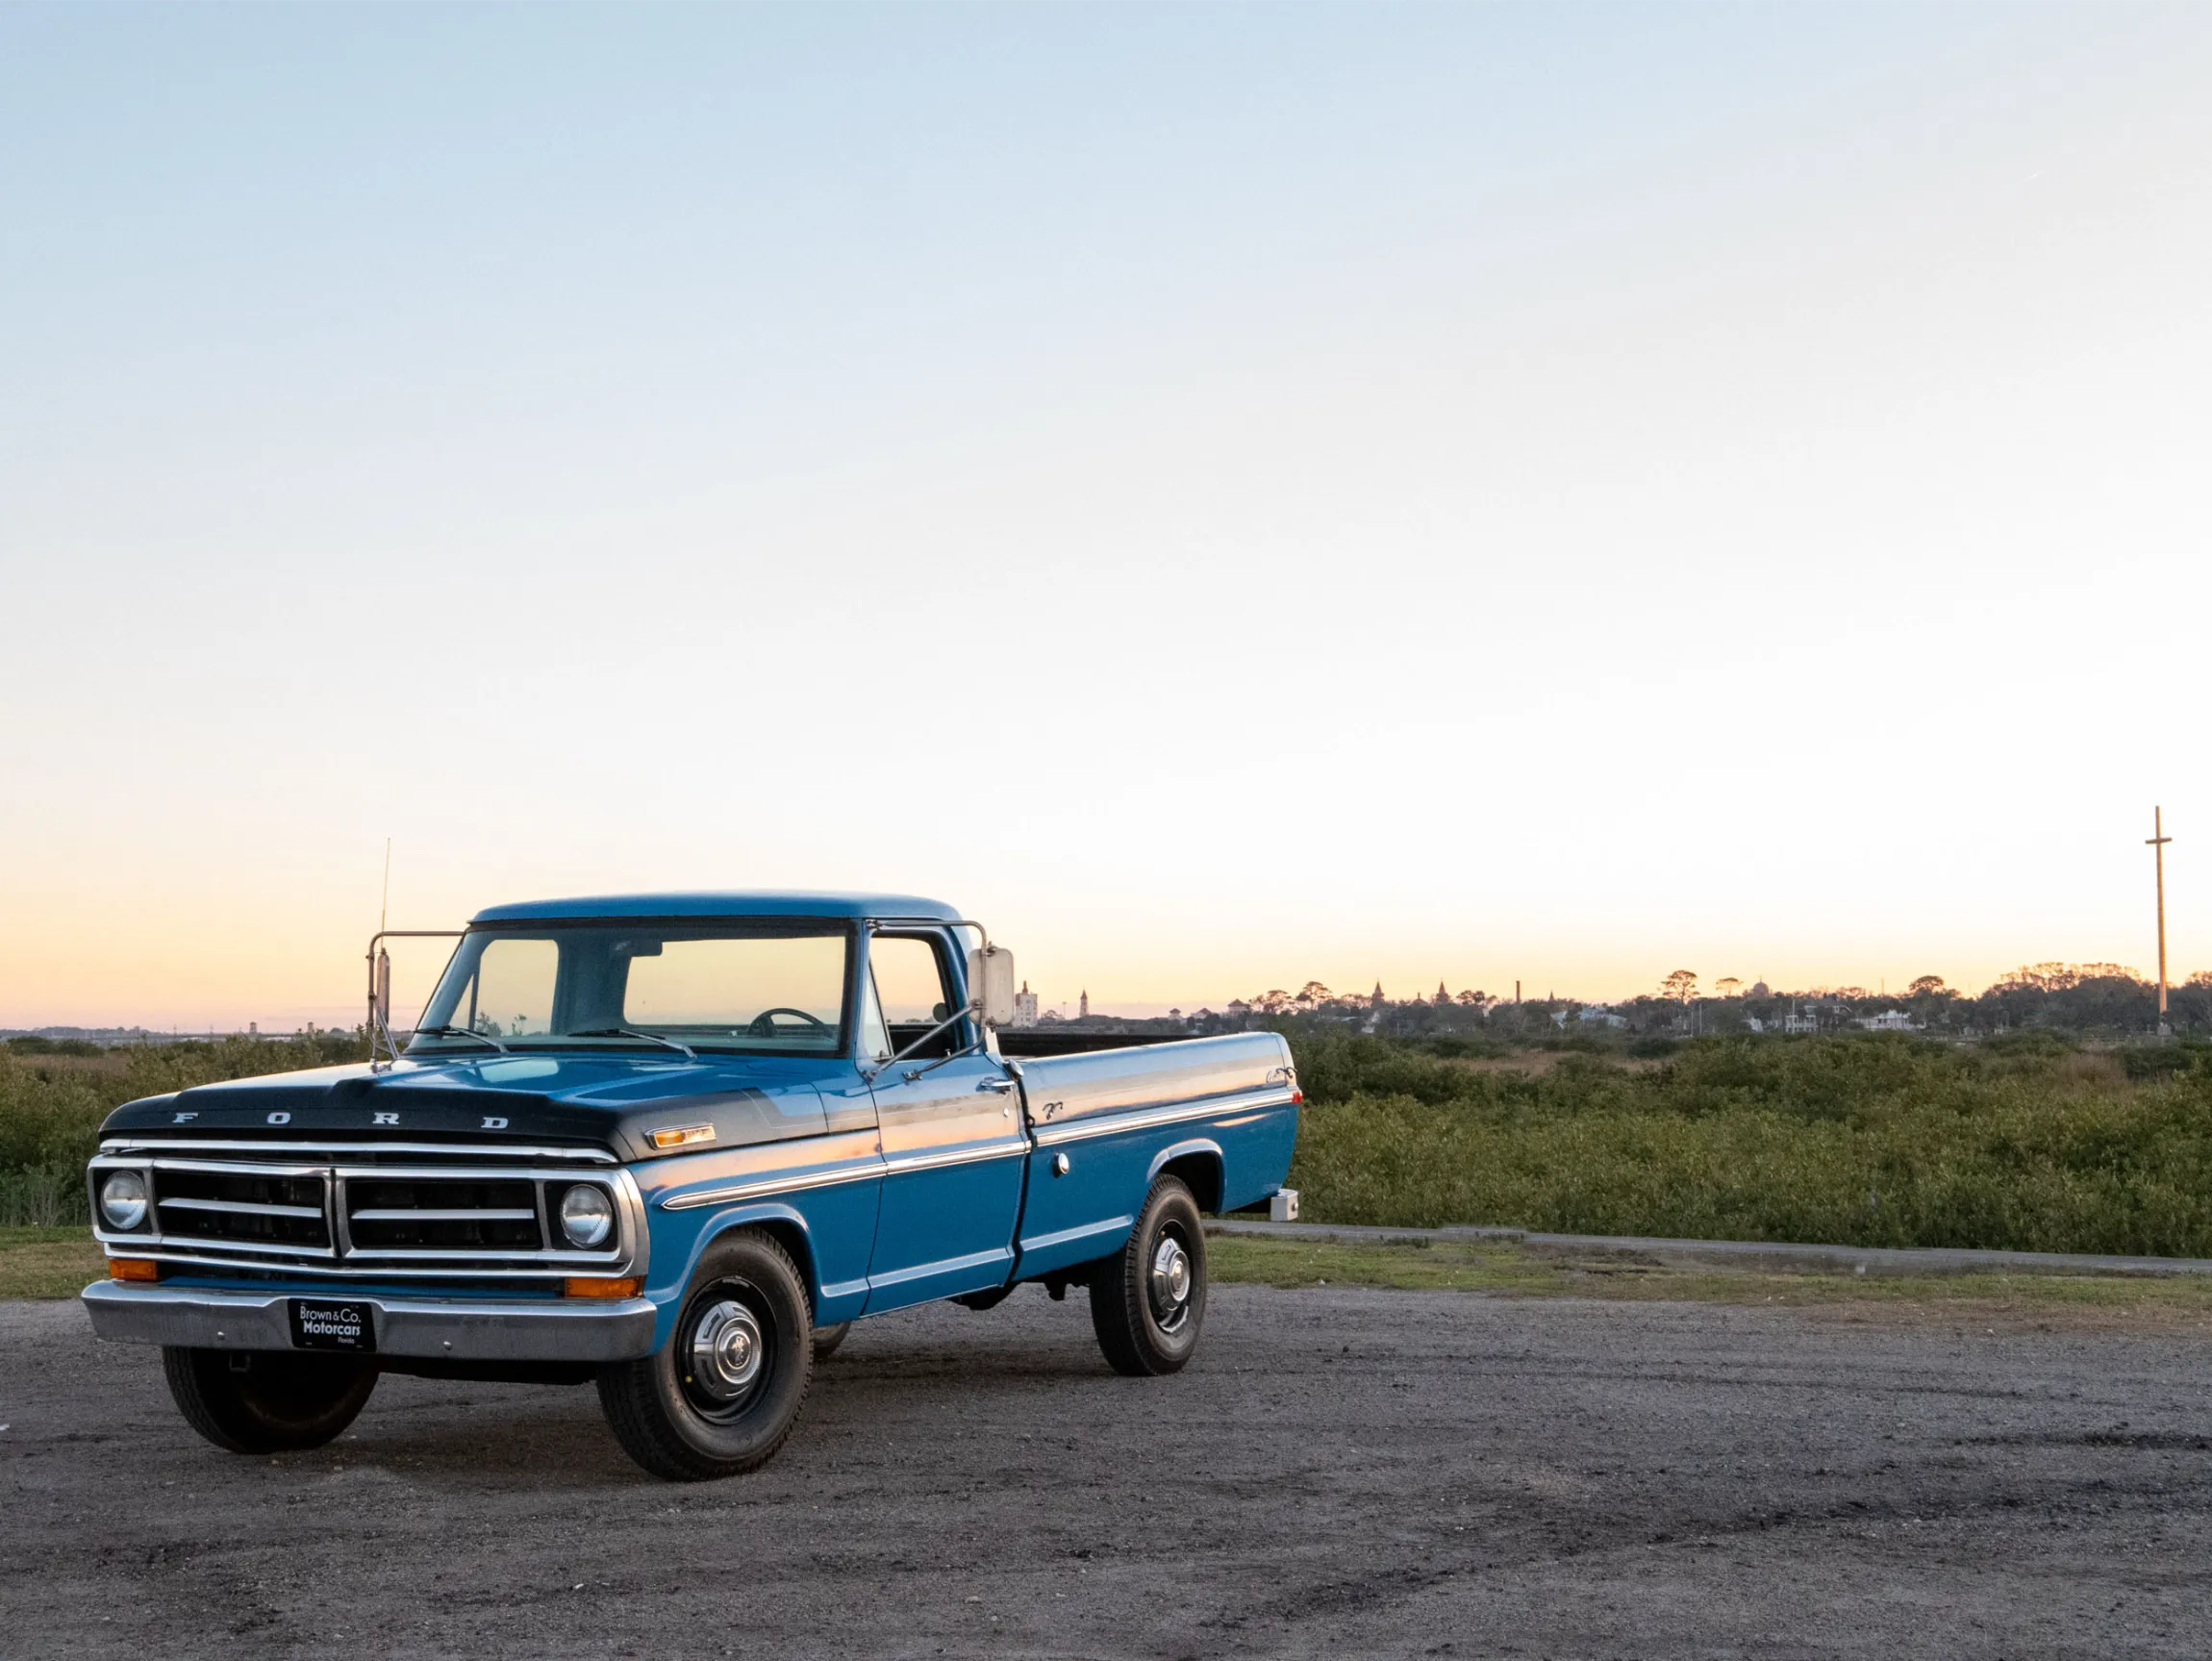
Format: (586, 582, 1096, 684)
(3, 3, 2208, 1030)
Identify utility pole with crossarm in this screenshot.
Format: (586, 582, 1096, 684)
(2149, 807, 2173, 1033)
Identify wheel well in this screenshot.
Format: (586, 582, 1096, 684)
(1156, 1149, 1222, 1213)
(719, 1216, 820, 1316)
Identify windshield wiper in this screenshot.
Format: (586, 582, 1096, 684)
(569, 1027, 698, 1059)
(410, 1024, 510, 1054)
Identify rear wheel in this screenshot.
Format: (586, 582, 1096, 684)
(597, 1229, 813, 1480)
(161, 1346, 378, 1453)
(1089, 1175, 1207, 1376)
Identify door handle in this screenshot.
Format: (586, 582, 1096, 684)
(976, 1076, 1017, 1094)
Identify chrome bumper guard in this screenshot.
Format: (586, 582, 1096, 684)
(80, 1281, 657, 1363)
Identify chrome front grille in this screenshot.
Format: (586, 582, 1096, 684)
(345, 1176, 540, 1250)
(90, 1142, 642, 1279)
(157, 1168, 332, 1249)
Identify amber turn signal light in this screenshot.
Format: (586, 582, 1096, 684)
(648, 1123, 716, 1149)
(109, 1258, 160, 1283)
(564, 1275, 643, 1298)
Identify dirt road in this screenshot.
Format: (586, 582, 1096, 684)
(5, 1286, 2209, 1656)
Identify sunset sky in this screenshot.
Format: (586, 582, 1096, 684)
(4, 4, 2209, 1030)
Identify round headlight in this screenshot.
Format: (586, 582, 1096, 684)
(558, 1184, 615, 1249)
(99, 1170, 148, 1231)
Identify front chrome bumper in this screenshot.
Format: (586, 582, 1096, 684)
(81, 1281, 657, 1363)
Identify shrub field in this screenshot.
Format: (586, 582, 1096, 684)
(1283, 1028, 2212, 1256)
(8, 1027, 2212, 1257)
(0, 1034, 363, 1226)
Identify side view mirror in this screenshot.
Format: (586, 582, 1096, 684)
(968, 944, 1018, 1027)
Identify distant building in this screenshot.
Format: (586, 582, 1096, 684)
(1857, 1010, 1915, 1032)
(1435, 981, 1450, 1005)
(1370, 982, 1385, 1008)
(1078, 990, 1089, 1019)
(1011, 981, 1039, 1028)
(1578, 1007, 1627, 1028)
(1748, 980, 1772, 998)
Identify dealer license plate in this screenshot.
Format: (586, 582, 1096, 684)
(289, 1297, 375, 1352)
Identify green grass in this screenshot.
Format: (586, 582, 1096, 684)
(1282, 1030, 2212, 1256)
(1206, 1231, 2212, 1326)
(0, 1226, 106, 1299)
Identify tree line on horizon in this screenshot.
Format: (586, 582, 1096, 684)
(1142, 961, 2212, 1041)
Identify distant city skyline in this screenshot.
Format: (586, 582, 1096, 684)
(11, 956, 2199, 1039)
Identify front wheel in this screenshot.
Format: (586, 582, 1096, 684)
(597, 1229, 813, 1480)
(1089, 1175, 1207, 1376)
(161, 1346, 379, 1453)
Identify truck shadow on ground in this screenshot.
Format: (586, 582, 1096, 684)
(310, 1331, 1116, 1488)
(306, 1379, 636, 1488)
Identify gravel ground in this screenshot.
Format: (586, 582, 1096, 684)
(4, 1286, 2211, 1658)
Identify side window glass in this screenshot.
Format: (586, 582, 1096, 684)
(870, 937, 952, 1024)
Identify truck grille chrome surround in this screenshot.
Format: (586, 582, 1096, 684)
(88, 1141, 645, 1281)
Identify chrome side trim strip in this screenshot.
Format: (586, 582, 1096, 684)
(1018, 1216, 1135, 1254)
(1030, 1088, 1296, 1147)
(866, 1246, 1013, 1292)
(879, 1140, 1030, 1177)
(659, 1157, 886, 1213)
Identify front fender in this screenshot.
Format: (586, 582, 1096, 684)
(647, 1198, 870, 1350)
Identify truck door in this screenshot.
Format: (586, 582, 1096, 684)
(859, 931, 1026, 1311)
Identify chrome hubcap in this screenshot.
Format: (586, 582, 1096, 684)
(689, 1299, 764, 1400)
(1150, 1235, 1193, 1331)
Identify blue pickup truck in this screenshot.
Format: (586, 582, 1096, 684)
(80, 893, 1299, 1479)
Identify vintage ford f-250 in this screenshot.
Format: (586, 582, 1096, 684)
(81, 893, 1299, 1479)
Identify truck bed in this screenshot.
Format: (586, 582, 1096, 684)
(1007, 1030, 1295, 1147)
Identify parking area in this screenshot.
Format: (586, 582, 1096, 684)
(5, 1284, 2211, 1657)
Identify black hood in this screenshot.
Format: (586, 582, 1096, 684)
(97, 1053, 859, 1163)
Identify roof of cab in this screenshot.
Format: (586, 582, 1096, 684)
(469, 891, 963, 924)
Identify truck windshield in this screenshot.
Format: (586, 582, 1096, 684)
(409, 923, 849, 1058)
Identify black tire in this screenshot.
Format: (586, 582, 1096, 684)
(597, 1229, 813, 1481)
(1089, 1175, 1208, 1376)
(161, 1346, 378, 1454)
(813, 1321, 852, 1361)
